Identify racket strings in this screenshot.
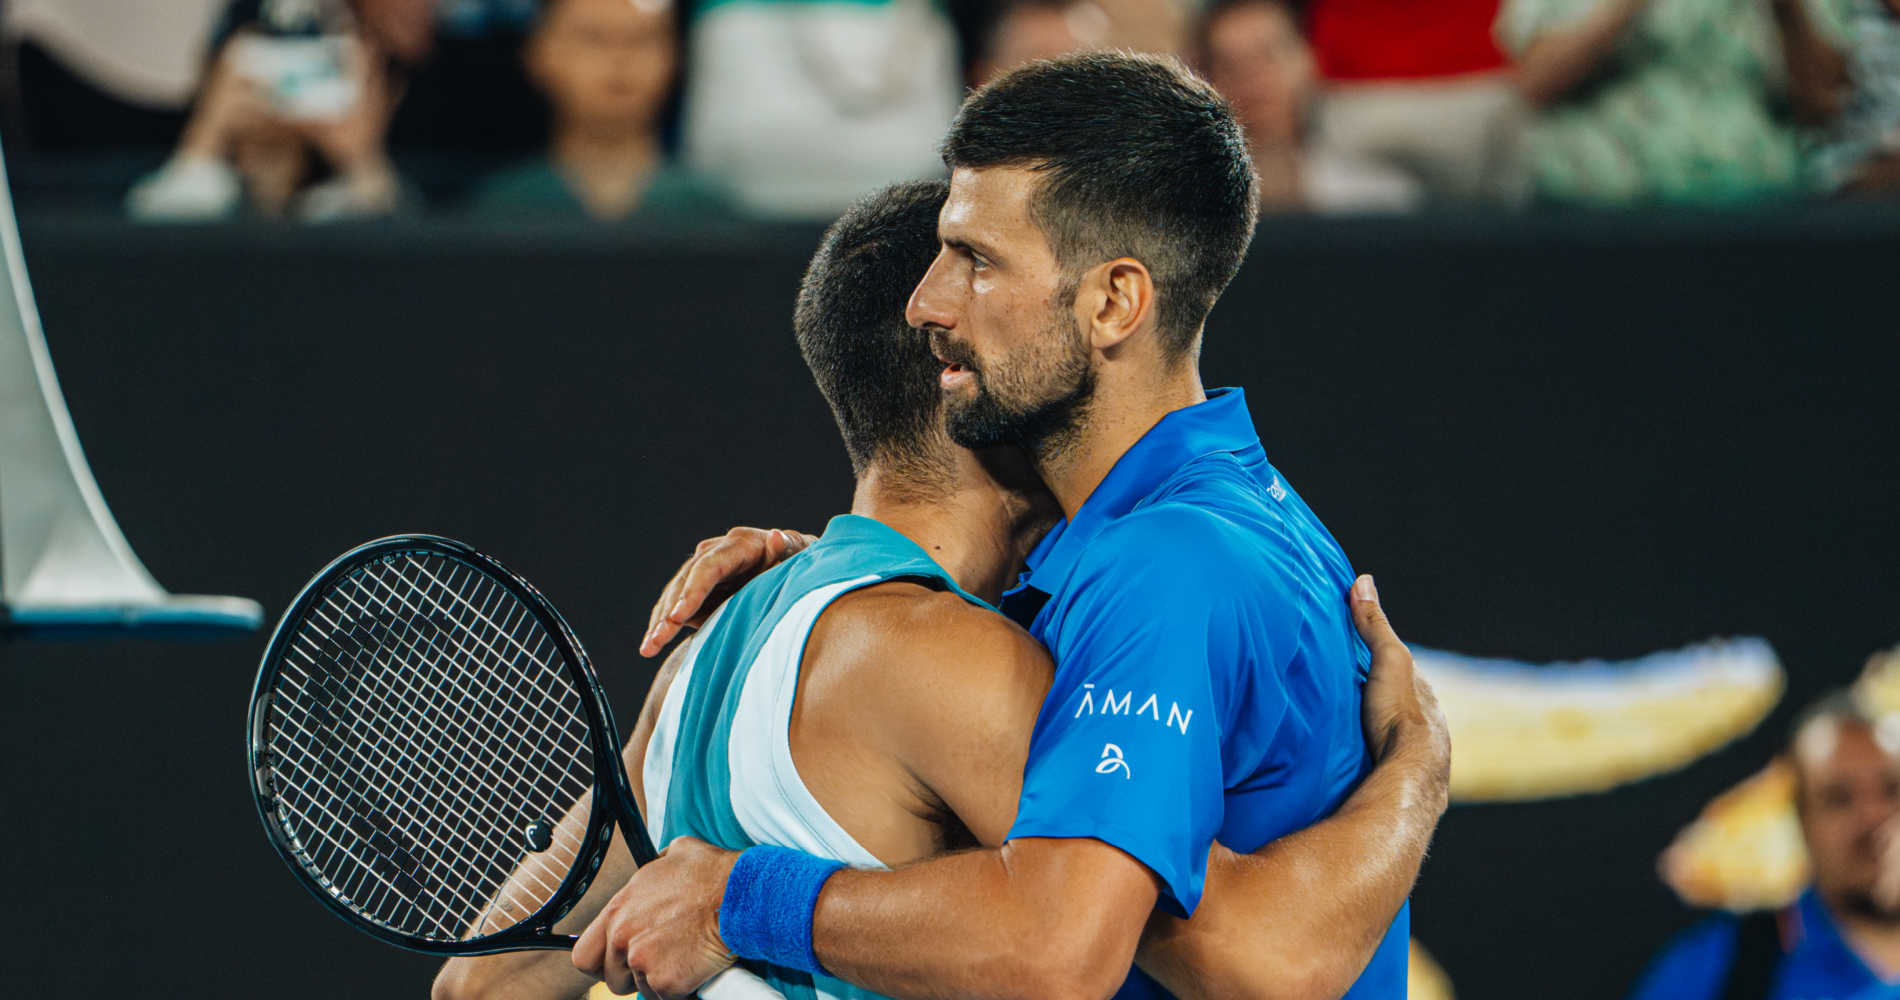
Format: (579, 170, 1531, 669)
(281, 595, 570, 914)
(276, 559, 589, 937)
(349, 561, 593, 916)
(321, 566, 584, 839)
(271, 596, 534, 937)
(336, 557, 593, 920)
(261, 551, 598, 943)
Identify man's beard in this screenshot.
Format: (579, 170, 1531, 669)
(938, 315, 1096, 460)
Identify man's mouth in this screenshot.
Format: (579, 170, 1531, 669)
(940, 362, 975, 389)
(932, 337, 979, 389)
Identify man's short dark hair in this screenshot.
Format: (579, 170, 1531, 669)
(1789, 689, 1885, 809)
(795, 180, 951, 482)
(1790, 690, 1881, 752)
(942, 51, 1259, 362)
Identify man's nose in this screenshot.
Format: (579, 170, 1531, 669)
(906, 250, 956, 332)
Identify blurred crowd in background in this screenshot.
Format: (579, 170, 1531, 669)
(2, 0, 1898, 223)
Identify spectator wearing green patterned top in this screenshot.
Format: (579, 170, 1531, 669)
(1810, 0, 1900, 194)
(1499, 0, 1852, 205)
(472, 0, 729, 221)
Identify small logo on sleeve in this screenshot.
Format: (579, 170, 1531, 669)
(1095, 743, 1131, 778)
(1072, 683, 1193, 734)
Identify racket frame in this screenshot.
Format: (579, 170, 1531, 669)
(247, 533, 660, 956)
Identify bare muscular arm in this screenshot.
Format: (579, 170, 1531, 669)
(1513, 0, 1651, 106)
(812, 593, 1164, 1000)
(806, 586, 1052, 850)
(431, 642, 695, 1000)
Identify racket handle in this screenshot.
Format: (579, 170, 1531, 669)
(697, 967, 788, 999)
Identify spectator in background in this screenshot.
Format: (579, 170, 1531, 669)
(970, 0, 1110, 84)
(472, 0, 727, 220)
(1811, 0, 1900, 195)
(2, 0, 228, 150)
(1629, 691, 1900, 1000)
(222, 0, 544, 156)
(1500, 0, 1852, 205)
(1198, 0, 1419, 212)
(372, 0, 545, 157)
(1304, 0, 1529, 205)
(969, 0, 1193, 84)
(1090, 0, 1194, 58)
(678, 0, 962, 219)
(126, 0, 406, 221)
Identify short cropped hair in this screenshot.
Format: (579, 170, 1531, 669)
(1789, 689, 1889, 809)
(794, 180, 951, 479)
(942, 51, 1259, 362)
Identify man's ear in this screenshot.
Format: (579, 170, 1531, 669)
(1080, 257, 1156, 353)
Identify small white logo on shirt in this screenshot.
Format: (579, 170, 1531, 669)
(1267, 475, 1287, 502)
(1095, 743, 1131, 778)
(1073, 683, 1193, 735)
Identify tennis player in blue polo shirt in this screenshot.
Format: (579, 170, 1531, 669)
(996, 385, 1405, 999)
(578, 52, 1410, 999)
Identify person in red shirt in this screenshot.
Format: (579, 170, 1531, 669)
(1303, 0, 1529, 205)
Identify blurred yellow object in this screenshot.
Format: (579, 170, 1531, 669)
(1661, 759, 1808, 911)
(1852, 646, 1900, 717)
(1409, 938, 1455, 1000)
(1659, 644, 1900, 911)
(1417, 638, 1784, 803)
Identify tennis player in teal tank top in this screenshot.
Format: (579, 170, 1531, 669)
(645, 515, 999, 1000)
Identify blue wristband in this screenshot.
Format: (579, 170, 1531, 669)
(718, 845, 846, 975)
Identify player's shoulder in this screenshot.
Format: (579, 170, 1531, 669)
(794, 589, 1048, 752)
(812, 581, 1051, 684)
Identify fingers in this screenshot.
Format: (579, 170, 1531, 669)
(671, 533, 767, 625)
(644, 534, 744, 656)
(775, 529, 816, 557)
(573, 841, 731, 1000)
(604, 921, 635, 995)
(1349, 575, 1404, 659)
(641, 528, 806, 657)
(1350, 577, 1451, 791)
(644, 550, 702, 656)
(574, 896, 641, 995)
(573, 905, 610, 982)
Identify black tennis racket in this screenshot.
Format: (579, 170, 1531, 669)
(249, 535, 785, 998)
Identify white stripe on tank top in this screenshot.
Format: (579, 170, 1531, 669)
(643, 576, 886, 870)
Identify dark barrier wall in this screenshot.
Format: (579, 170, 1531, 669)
(3, 210, 1897, 999)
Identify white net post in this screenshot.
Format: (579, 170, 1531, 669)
(0, 140, 260, 633)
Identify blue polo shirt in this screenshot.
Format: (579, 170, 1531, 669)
(1629, 890, 1900, 1000)
(1000, 387, 1409, 999)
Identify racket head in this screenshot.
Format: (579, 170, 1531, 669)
(248, 534, 654, 956)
